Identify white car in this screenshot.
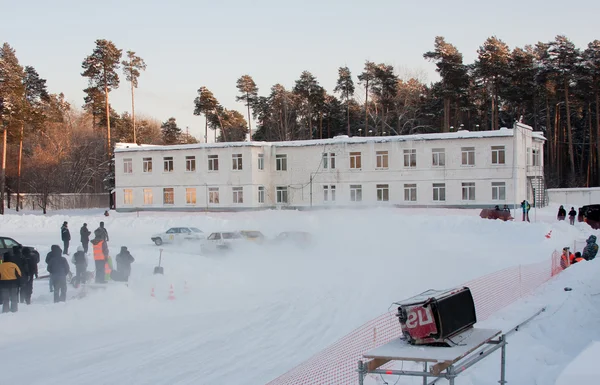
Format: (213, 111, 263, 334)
(151, 227, 205, 246)
(201, 231, 245, 254)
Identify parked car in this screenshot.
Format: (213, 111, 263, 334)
(578, 204, 600, 229)
(0, 236, 40, 262)
(272, 231, 313, 248)
(479, 208, 513, 221)
(240, 230, 265, 243)
(151, 227, 205, 246)
(201, 231, 245, 254)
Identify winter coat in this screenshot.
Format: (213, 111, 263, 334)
(80, 226, 91, 243)
(45, 245, 62, 264)
(568, 209, 577, 218)
(95, 225, 109, 242)
(521, 201, 531, 213)
(61, 225, 71, 241)
(116, 248, 135, 277)
(0, 253, 22, 288)
(47, 255, 70, 277)
(582, 235, 599, 261)
(90, 238, 109, 260)
(557, 207, 566, 219)
(72, 251, 87, 267)
(22, 248, 38, 278)
(12, 246, 29, 278)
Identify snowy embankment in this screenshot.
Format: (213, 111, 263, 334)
(0, 206, 597, 385)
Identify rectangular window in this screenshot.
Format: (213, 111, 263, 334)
(123, 189, 133, 205)
(461, 147, 475, 166)
(532, 149, 540, 167)
(258, 186, 265, 203)
(208, 155, 219, 171)
(163, 188, 174, 205)
(232, 154, 243, 170)
(258, 154, 264, 170)
(350, 152, 362, 169)
(404, 149, 417, 167)
(376, 184, 389, 202)
(433, 183, 446, 202)
(376, 151, 389, 169)
(276, 186, 288, 203)
(462, 182, 476, 201)
(492, 182, 506, 201)
(276, 154, 287, 171)
(186, 188, 196, 205)
(323, 153, 336, 169)
(123, 158, 132, 174)
(186, 156, 196, 172)
(404, 184, 417, 202)
(350, 184, 362, 202)
(323, 185, 336, 202)
(491, 146, 505, 165)
(208, 187, 219, 204)
(143, 157, 152, 173)
(232, 187, 243, 204)
(163, 156, 174, 172)
(432, 148, 445, 167)
(143, 188, 153, 205)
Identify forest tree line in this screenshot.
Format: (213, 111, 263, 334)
(1, 34, 600, 214)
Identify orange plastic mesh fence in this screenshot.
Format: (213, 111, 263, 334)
(266, 250, 563, 385)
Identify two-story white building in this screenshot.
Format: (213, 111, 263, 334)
(113, 122, 546, 212)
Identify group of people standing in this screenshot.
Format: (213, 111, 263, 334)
(560, 235, 599, 269)
(1, 219, 135, 314)
(557, 206, 578, 225)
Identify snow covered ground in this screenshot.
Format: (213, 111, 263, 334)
(0, 205, 598, 385)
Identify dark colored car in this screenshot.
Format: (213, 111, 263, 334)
(0, 236, 40, 262)
(578, 205, 600, 229)
(479, 208, 513, 221)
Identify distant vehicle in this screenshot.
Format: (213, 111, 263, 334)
(0, 236, 40, 262)
(479, 208, 513, 222)
(273, 231, 313, 248)
(578, 204, 600, 229)
(201, 231, 245, 254)
(151, 227, 205, 246)
(240, 230, 265, 243)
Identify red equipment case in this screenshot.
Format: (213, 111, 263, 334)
(395, 286, 477, 346)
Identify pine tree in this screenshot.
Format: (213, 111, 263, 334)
(122, 51, 146, 143)
(584, 40, 600, 182)
(193, 86, 219, 142)
(81, 39, 122, 158)
(358, 61, 377, 134)
(235, 75, 258, 141)
(333, 66, 355, 135)
(371, 64, 399, 135)
(293, 71, 323, 139)
(161, 117, 182, 144)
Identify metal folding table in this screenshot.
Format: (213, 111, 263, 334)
(358, 328, 507, 385)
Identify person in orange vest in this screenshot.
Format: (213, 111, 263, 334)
(560, 247, 576, 269)
(90, 229, 109, 284)
(0, 252, 22, 313)
(572, 251, 585, 264)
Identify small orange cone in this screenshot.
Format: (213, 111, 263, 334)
(151, 287, 156, 297)
(545, 230, 552, 239)
(168, 284, 176, 300)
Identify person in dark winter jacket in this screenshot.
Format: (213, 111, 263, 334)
(22, 248, 38, 305)
(557, 206, 566, 221)
(46, 245, 62, 292)
(568, 207, 577, 225)
(61, 221, 71, 255)
(95, 221, 109, 242)
(80, 223, 91, 254)
(115, 246, 135, 281)
(582, 235, 599, 261)
(71, 246, 87, 286)
(47, 246, 70, 303)
(11, 246, 29, 303)
(0, 252, 22, 313)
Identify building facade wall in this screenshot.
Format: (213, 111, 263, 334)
(114, 125, 545, 212)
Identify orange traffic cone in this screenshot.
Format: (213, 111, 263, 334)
(168, 284, 176, 300)
(151, 287, 156, 298)
(545, 230, 552, 239)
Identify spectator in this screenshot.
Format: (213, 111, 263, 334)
(557, 205, 566, 221)
(45, 245, 61, 293)
(21, 248, 38, 305)
(116, 246, 135, 282)
(80, 223, 91, 254)
(91, 229, 109, 284)
(0, 252, 22, 313)
(568, 207, 577, 225)
(582, 235, 599, 261)
(11, 246, 28, 304)
(47, 246, 70, 303)
(95, 221, 109, 243)
(72, 246, 87, 287)
(521, 200, 531, 222)
(61, 221, 71, 255)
